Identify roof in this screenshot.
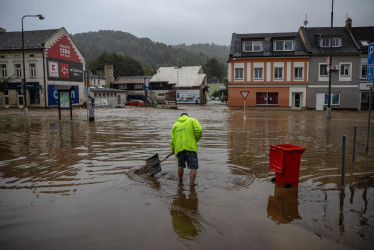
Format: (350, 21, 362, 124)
(229, 32, 308, 58)
(351, 27, 374, 54)
(90, 86, 125, 93)
(150, 66, 206, 87)
(0, 29, 59, 51)
(300, 26, 360, 55)
(112, 76, 151, 84)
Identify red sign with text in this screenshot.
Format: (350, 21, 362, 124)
(47, 34, 82, 63)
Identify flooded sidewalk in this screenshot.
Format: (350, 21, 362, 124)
(0, 106, 373, 249)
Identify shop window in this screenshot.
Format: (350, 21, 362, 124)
(256, 92, 279, 105)
(324, 93, 340, 105)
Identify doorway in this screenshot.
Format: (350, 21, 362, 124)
(3, 90, 9, 108)
(292, 93, 302, 109)
(17, 90, 24, 108)
(316, 93, 324, 110)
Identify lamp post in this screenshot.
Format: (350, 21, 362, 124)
(326, 0, 334, 120)
(175, 61, 181, 108)
(22, 14, 44, 115)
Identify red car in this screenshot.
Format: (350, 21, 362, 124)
(125, 99, 145, 106)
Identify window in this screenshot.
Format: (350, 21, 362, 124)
(294, 67, 303, 80)
(332, 37, 341, 47)
(242, 41, 263, 52)
(235, 68, 244, 80)
(324, 93, 340, 105)
(320, 38, 330, 47)
(274, 67, 283, 80)
(15, 64, 22, 78)
(320, 37, 342, 47)
(256, 92, 279, 105)
(340, 64, 350, 77)
(274, 40, 294, 51)
(361, 41, 369, 46)
(361, 64, 367, 78)
(1, 64, 7, 78)
(254, 68, 263, 80)
(319, 64, 328, 76)
(134, 84, 143, 89)
(30, 63, 36, 77)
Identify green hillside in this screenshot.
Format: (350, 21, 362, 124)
(71, 30, 229, 68)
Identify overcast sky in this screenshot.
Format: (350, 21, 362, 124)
(0, 0, 373, 45)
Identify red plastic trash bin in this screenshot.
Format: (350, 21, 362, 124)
(269, 144, 306, 187)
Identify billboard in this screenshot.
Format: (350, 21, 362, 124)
(48, 85, 79, 106)
(46, 34, 83, 82)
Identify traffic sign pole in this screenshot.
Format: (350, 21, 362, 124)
(366, 42, 374, 151)
(240, 91, 249, 120)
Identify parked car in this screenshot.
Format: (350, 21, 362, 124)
(125, 99, 144, 106)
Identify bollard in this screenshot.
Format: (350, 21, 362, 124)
(352, 126, 357, 165)
(341, 135, 346, 190)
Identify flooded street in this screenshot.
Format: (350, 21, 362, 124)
(0, 104, 373, 249)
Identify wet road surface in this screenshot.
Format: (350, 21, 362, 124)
(0, 104, 373, 249)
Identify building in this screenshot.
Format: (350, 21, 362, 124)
(150, 66, 208, 104)
(299, 19, 361, 110)
(0, 27, 85, 108)
(228, 32, 309, 109)
(89, 86, 126, 107)
(350, 24, 374, 110)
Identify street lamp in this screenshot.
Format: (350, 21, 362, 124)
(326, 0, 334, 120)
(22, 14, 44, 115)
(175, 61, 181, 108)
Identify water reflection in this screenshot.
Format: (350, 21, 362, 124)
(267, 184, 301, 224)
(170, 184, 202, 240)
(0, 107, 373, 249)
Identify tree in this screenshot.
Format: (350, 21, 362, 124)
(203, 58, 225, 82)
(89, 51, 145, 77)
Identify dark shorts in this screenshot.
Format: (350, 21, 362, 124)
(177, 150, 198, 170)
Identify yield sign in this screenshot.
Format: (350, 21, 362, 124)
(240, 91, 249, 100)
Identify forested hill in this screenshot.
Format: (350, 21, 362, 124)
(71, 30, 229, 67)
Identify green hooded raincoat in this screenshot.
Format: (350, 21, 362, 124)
(170, 115, 202, 156)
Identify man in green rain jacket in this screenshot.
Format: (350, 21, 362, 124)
(170, 113, 202, 186)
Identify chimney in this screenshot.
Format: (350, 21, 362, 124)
(345, 18, 352, 31)
(104, 64, 114, 87)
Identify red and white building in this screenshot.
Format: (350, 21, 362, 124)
(0, 27, 85, 108)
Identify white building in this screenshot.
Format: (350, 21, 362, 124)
(0, 27, 85, 108)
(150, 66, 208, 104)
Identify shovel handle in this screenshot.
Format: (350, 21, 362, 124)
(160, 153, 173, 163)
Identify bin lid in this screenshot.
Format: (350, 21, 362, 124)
(271, 144, 306, 152)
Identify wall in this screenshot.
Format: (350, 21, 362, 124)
(308, 55, 360, 109)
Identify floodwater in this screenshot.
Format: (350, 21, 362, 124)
(0, 104, 373, 250)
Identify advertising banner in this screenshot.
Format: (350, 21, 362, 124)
(46, 34, 83, 82)
(48, 85, 79, 106)
(47, 58, 83, 82)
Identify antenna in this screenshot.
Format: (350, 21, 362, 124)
(304, 14, 308, 27)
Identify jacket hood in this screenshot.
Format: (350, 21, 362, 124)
(177, 115, 188, 122)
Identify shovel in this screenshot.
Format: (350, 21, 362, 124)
(134, 153, 173, 176)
